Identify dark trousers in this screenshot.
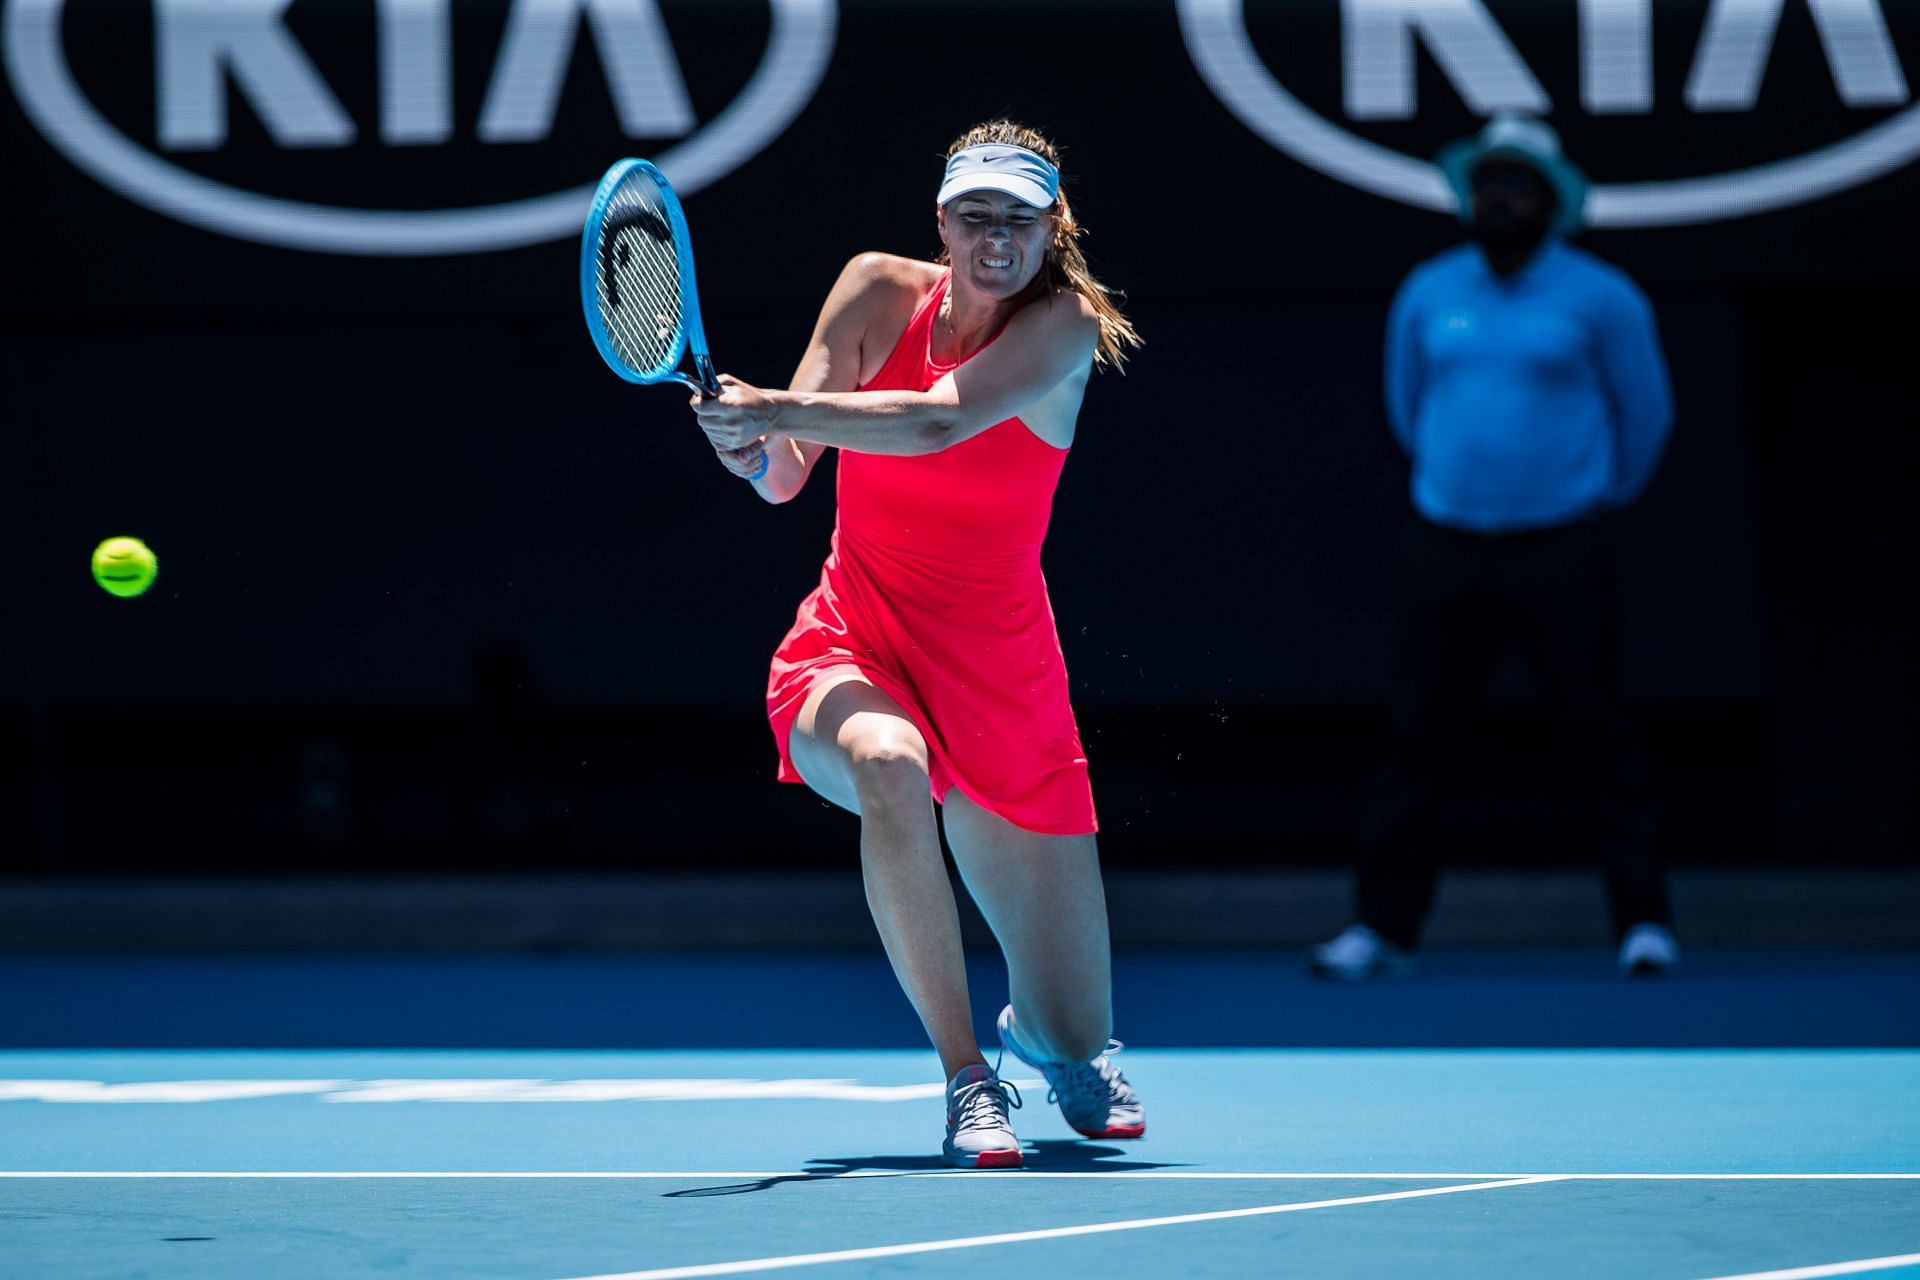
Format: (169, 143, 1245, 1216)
(1356, 515, 1670, 948)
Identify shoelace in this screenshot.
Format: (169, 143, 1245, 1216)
(1048, 1040, 1136, 1110)
(951, 1075, 1022, 1132)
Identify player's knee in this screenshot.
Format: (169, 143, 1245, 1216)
(1050, 1027, 1110, 1064)
(1017, 1000, 1109, 1064)
(848, 733, 930, 800)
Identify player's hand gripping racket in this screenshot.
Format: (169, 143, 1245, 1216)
(581, 158, 718, 396)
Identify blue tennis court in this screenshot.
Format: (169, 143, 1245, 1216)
(4, 950, 1916, 1278)
(10, 3, 1920, 1276)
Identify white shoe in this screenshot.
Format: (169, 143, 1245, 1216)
(1618, 923, 1681, 978)
(1307, 924, 1416, 981)
(996, 1005, 1145, 1139)
(941, 1064, 1024, 1169)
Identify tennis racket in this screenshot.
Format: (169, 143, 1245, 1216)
(580, 158, 718, 396)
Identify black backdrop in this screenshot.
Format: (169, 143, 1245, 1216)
(3, 0, 1916, 872)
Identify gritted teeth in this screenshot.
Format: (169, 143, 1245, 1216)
(981, 256, 1013, 268)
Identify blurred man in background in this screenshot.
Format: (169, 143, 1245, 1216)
(1311, 114, 1680, 981)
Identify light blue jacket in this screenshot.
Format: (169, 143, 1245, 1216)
(1385, 238, 1674, 533)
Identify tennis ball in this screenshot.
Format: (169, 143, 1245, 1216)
(91, 536, 158, 599)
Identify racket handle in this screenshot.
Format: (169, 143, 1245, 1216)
(694, 353, 719, 399)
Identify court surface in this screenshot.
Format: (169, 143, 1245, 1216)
(3, 949, 1917, 1279)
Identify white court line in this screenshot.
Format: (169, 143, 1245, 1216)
(550, 1176, 1565, 1280)
(0, 1078, 1049, 1104)
(1695, 1252, 1920, 1280)
(2, 1171, 1918, 1180)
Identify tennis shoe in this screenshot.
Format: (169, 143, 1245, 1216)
(1307, 924, 1416, 981)
(996, 1005, 1145, 1140)
(1618, 922, 1681, 978)
(941, 1064, 1024, 1169)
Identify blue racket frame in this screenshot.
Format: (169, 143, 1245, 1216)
(580, 158, 718, 395)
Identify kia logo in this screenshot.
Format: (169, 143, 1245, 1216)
(1178, 0, 1920, 226)
(4, 0, 836, 255)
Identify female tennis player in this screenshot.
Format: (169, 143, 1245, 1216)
(691, 121, 1143, 1168)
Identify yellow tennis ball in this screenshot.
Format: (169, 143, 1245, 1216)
(91, 537, 159, 599)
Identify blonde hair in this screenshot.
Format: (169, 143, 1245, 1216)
(942, 120, 1142, 371)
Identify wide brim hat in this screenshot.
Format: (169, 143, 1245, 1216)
(1437, 113, 1589, 236)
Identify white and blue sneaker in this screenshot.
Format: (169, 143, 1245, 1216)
(1307, 924, 1416, 981)
(942, 1063, 1024, 1169)
(996, 1005, 1145, 1140)
(1618, 922, 1682, 978)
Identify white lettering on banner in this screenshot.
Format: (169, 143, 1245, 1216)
(379, 0, 454, 146)
(1341, 0, 1907, 121)
(0, 1078, 1045, 1103)
(477, 0, 695, 144)
(1341, 0, 1549, 120)
(3, 0, 836, 254)
(1179, 0, 1920, 226)
(155, 0, 694, 152)
(1686, 0, 1907, 112)
(1579, 0, 1651, 114)
(156, 0, 356, 151)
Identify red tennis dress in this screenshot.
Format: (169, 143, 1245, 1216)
(765, 271, 1096, 835)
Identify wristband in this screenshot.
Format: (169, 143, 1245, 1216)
(746, 449, 770, 481)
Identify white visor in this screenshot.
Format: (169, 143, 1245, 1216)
(936, 144, 1059, 208)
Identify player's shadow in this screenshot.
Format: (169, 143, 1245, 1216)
(662, 1141, 1185, 1199)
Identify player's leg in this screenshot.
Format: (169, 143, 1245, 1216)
(941, 789, 1110, 1061)
(786, 675, 984, 1078)
(943, 791, 1143, 1138)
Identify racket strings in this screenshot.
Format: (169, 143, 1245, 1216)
(596, 173, 686, 377)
